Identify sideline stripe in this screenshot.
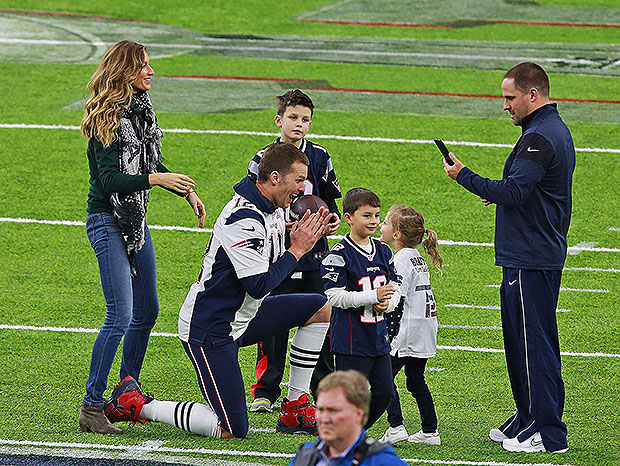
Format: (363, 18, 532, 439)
(484, 284, 609, 293)
(0, 439, 579, 466)
(2, 123, 620, 154)
(1, 324, 617, 358)
(2, 217, 619, 254)
(161, 75, 620, 105)
(444, 304, 572, 313)
(298, 17, 620, 30)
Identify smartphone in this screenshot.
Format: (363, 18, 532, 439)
(434, 139, 454, 166)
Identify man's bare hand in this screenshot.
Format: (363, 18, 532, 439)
(443, 152, 465, 180)
(288, 207, 330, 260)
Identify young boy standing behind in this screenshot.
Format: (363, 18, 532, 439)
(247, 90, 342, 430)
(321, 188, 401, 429)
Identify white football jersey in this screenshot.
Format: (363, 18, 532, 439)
(178, 179, 286, 346)
(390, 247, 438, 358)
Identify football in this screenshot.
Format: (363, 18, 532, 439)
(289, 194, 328, 221)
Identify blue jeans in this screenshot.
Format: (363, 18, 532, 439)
(83, 212, 159, 406)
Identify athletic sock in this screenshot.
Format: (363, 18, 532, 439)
(140, 400, 221, 438)
(287, 322, 329, 400)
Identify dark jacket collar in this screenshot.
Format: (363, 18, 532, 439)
(521, 102, 558, 131)
(233, 176, 277, 214)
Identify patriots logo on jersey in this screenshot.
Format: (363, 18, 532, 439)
(331, 243, 345, 252)
(322, 271, 340, 282)
(231, 238, 264, 254)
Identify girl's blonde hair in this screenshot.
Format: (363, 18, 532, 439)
(81, 40, 147, 147)
(387, 205, 443, 271)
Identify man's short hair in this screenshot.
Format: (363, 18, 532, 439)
(276, 89, 314, 116)
(257, 142, 309, 183)
(342, 188, 381, 215)
(317, 370, 371, 424)
(503, 62, 549, 98)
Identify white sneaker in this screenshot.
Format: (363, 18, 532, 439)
(408, 430, 441, 445)
(249, 397, 273, 413)
(380, 425, 409, 444)
(502, 432, 568, 453)
(489, 428, 509, 443)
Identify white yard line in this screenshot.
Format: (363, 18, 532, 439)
(444, 304, 572, 313)
(2, 122, 620, 154)
(0, 439, 579, 466)
(440, 324, 502, 330)
(1, 217, 618, 254)
(484, 284, 609, 293)
(1, 324, 616, 357)
(564, 267, 620, 272)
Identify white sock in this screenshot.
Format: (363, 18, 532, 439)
(140, 400, 221, 438)
(287, 322, 329, 400)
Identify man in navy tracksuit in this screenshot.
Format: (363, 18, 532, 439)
(444, 62, 574, 454)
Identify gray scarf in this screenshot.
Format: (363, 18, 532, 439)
(110, 91, 163, 274)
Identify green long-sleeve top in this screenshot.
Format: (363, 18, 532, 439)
(86, 138, 169, 213)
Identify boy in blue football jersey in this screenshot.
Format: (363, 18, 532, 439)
(321, 188, 401, 429)
(248, 90, 342, 417)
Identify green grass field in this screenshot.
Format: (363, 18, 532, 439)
(1, 1, 619, 465)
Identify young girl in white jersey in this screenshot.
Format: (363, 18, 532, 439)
(378, 205, 444, 446)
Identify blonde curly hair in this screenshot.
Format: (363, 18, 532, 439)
(81, 40, 147, 147)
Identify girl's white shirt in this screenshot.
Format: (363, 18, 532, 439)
(390, 247, 438, 358)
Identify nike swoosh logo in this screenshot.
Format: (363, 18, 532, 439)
(531, 438, 544, 447)
(508, 279, 517, 286)
(241, 226, 256, 232)
(527, 147, 540, 152)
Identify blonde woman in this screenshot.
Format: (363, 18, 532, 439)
(79, 40, 205, 434)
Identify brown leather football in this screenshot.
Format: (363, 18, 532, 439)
(289, 194, 328, 221)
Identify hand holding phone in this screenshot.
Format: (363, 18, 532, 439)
(434, 139, 455, 166)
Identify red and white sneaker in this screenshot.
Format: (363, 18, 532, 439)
(275, 393, 318, 435)
(103, 375, 152, 424)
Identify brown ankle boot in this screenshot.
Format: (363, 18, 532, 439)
(79, 403, 124, 434)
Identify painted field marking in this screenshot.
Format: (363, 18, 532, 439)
(564, 267, 620, 273)
(0, 439, 580, 466)
(568, 241, 598, 255)
(160, 75, 620, 105)
(1, 324, 616, 358)
(444, 304, 572, 313)
(2, 123, 620, 155)
(298, 17, 620, 29)
(440, 324, 502, 330)
(610, 227, 620, 231)
(0, 446, 271, 466)
(485, 284, 609, 293)
(2, 217, 619, 255)
(0, 37, 604, 66)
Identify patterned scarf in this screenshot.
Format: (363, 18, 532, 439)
(109, 91, 163, 275)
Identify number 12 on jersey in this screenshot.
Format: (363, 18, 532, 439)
(358, 275, 387, 323)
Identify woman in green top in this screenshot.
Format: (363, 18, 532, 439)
(79, 40, 205, 434)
